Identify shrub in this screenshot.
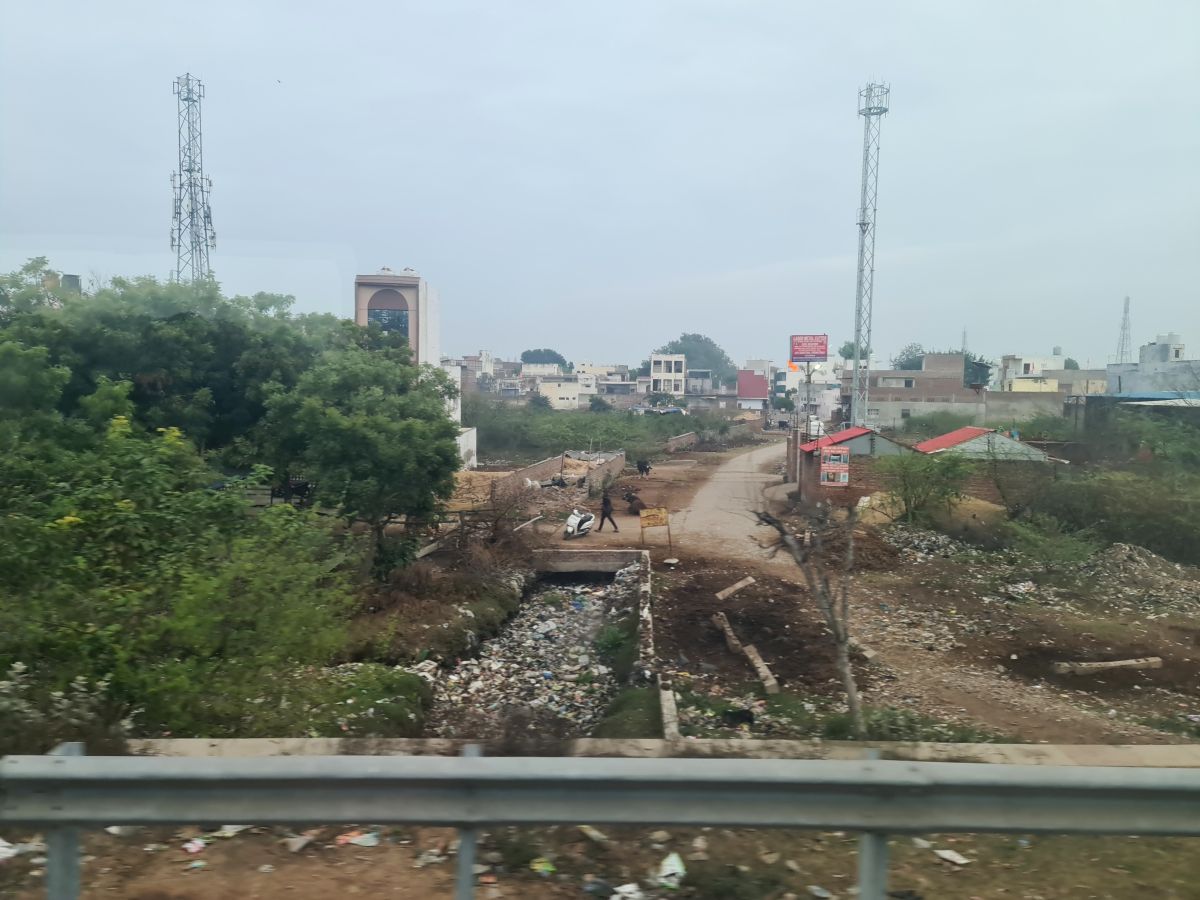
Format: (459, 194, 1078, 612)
(876, 453, 971, 522)
(823, 707, 1003, 743)
(997, 514, 1101, 565)
(0, 662, 129, 755)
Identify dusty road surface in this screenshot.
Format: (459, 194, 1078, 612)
(670, 439, 787, 562)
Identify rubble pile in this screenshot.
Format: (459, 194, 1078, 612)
(425, 564, 644, 738)
(1074, 543, 1200, 611)
(880, 526, 973, 560)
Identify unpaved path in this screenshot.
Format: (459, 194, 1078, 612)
(670, 439, 788, 562)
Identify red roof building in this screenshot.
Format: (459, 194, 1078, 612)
(914, 426, 1049, 461)
(913, 426, 992, 454)
(798, 425, 872, 454)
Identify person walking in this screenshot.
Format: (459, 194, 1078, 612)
(597, 491, 619, 532)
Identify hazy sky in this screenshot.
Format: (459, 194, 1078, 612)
(3, 1, 1198, 368)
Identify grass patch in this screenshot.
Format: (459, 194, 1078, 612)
(681, 862, 787, 899)
(591, 687, 662, 738)
(594, 616, 639, 682)
(823, 706, 1007, 743)
(1144, 715, 1200, 739)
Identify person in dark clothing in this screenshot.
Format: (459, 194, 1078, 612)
(597, 492, 619, 532)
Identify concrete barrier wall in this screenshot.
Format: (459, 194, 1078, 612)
(585, 451, 627, 491)
(491, 455, 564, 496)
(665, 432, 699, 452)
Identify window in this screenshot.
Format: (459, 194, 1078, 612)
(900, 408, 911, 418)
(1023, 363, 1032, 374)
(1175, 349, 1182, 359)
(652, 360, 663, 373)
(366, 307, 408, 336)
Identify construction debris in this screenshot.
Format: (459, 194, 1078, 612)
(715, 576, 756, 601)
(1052, 657, 1163, 675)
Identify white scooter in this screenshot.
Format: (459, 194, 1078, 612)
(563, 508, 595, 539)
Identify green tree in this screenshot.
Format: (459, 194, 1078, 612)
(259, 348, 461, 578)
(877, 453, 971, 522)
(963, 351, 994, 386)
(588, 395, 612, 412)
(528, 392, 552, 410)
(654, 333, 736, 382)
(838, 340, 870, 361)
(891, 343, 925, 370)
(520, 348, 568, 368)
(1063, 357, 1080, 370)
(0, 418, 356, 737)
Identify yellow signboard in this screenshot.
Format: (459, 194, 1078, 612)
(639, 507, 669, 528)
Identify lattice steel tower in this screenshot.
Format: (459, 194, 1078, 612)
(849, 83, 890, 427)
(1116, 296, 1133, 364)
(170, 74, 216, 283)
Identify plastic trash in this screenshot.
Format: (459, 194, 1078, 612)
(349, 832, 380, 848)
(933, 848, 971, 866)
(807, 887, 833, 900)
(610, 885, 646, 900)
(530, 856, 557, 876)
(257, 864, 275, 873)
(182, 839, 207, 854)
(213, 825, 251, 838)
(0, 839, 16, 862)
(656, 851, 686, 889)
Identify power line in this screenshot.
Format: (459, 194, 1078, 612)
(170, 73, 216, 283)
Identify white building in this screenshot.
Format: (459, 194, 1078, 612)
(522, 362, 562, 378)
(649, 353, 686, 394)
(354, 267, 476, 467)
(1108, 334, 1200, 394)
(997, 348, 1067, 389)
(354, 267, 438, 365)
(536, 376, 582, 410)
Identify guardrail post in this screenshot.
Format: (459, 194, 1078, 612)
(46, 742, 85, 900)
(454, 744, 482, 900)
(857, 748, 888, 900)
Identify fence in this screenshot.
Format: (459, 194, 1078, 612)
(4, 748, 1199, 900)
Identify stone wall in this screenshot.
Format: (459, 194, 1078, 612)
(491, 455, 564, 496)
(585, 452, 627, 493)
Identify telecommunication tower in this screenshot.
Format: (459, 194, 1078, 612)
(1115, 296, 1132, 364)
(849, 83, 890, 427)
(170, 74, 216, 283)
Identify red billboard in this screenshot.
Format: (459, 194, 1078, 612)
(790, 334, 829, 363)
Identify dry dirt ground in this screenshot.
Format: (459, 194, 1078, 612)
(10, 442, 1200, 899)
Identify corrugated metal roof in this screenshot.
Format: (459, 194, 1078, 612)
(798, 425, 872, 454)
(913, 426, 992, 453)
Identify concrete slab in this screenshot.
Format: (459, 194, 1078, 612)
(532, 548, 647, 573)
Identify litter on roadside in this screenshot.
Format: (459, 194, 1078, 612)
(933, 848, 972, 866)
(656, 851, 686, 888)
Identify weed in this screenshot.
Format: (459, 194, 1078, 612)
(594, 617, 638, 681)
(1144, 715, 1200, 739)
(490, 829, 542, 869)
(682, 862, 787, 899)
(591, 688, 662, 739)
(822, 706, 1007, 743)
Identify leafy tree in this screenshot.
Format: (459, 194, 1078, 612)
(588, 395, 612, 412)
(520, 348, 568, 368)
(528, 392, 552, 410)
(654, 333, 736, 382)
(259, 349, 461, 578)
(876, 453, 971, 522)
(0, 418, 357, 737)
(891, 342, 925, 370)
(838, 340, 870, 361)
(963, 351, 994, 386)
(1063, 357, 1080, 370)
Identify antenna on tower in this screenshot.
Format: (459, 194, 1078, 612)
(170, 73, 216, 283)
(849, 82, 890, 427)
(1115, 296, 1132, 364)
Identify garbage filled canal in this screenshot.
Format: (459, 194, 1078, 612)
(424, 564, 643, 741)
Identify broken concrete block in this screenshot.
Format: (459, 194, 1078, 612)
(716, 576, 756, 601)
(1051, 657, 1162, 675)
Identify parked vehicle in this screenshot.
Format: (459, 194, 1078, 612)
(563, 508, 595, 539)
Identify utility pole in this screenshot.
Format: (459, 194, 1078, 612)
(170, 73, 216, 283)
(849, 83, 890, 427)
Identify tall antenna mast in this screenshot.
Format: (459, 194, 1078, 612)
(170, 73, 216, 283)
(1115, 296, 1132, 364)
(849, 82, 890, 427)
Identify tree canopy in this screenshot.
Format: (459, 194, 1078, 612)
(654, 333, 736, 381)
(838, 340, 870, 361)
(891, 342, 925, 370)
(520, 348, 569, 368)
(1063, 357, 1080, 370)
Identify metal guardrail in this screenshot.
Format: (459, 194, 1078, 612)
(3, 751, 1199, 900)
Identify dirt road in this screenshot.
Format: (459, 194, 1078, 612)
(670, 439, 787, 561)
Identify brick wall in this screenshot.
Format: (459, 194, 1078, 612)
(665, 432, 699, 452)
(585, 452, 628, 493)
(491, 455, 564, 496)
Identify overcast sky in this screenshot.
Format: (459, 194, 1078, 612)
(2, 1, 1198, 368)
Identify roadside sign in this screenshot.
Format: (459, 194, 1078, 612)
(790, 334, 829, 363)
(639, 506, 672, 550)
